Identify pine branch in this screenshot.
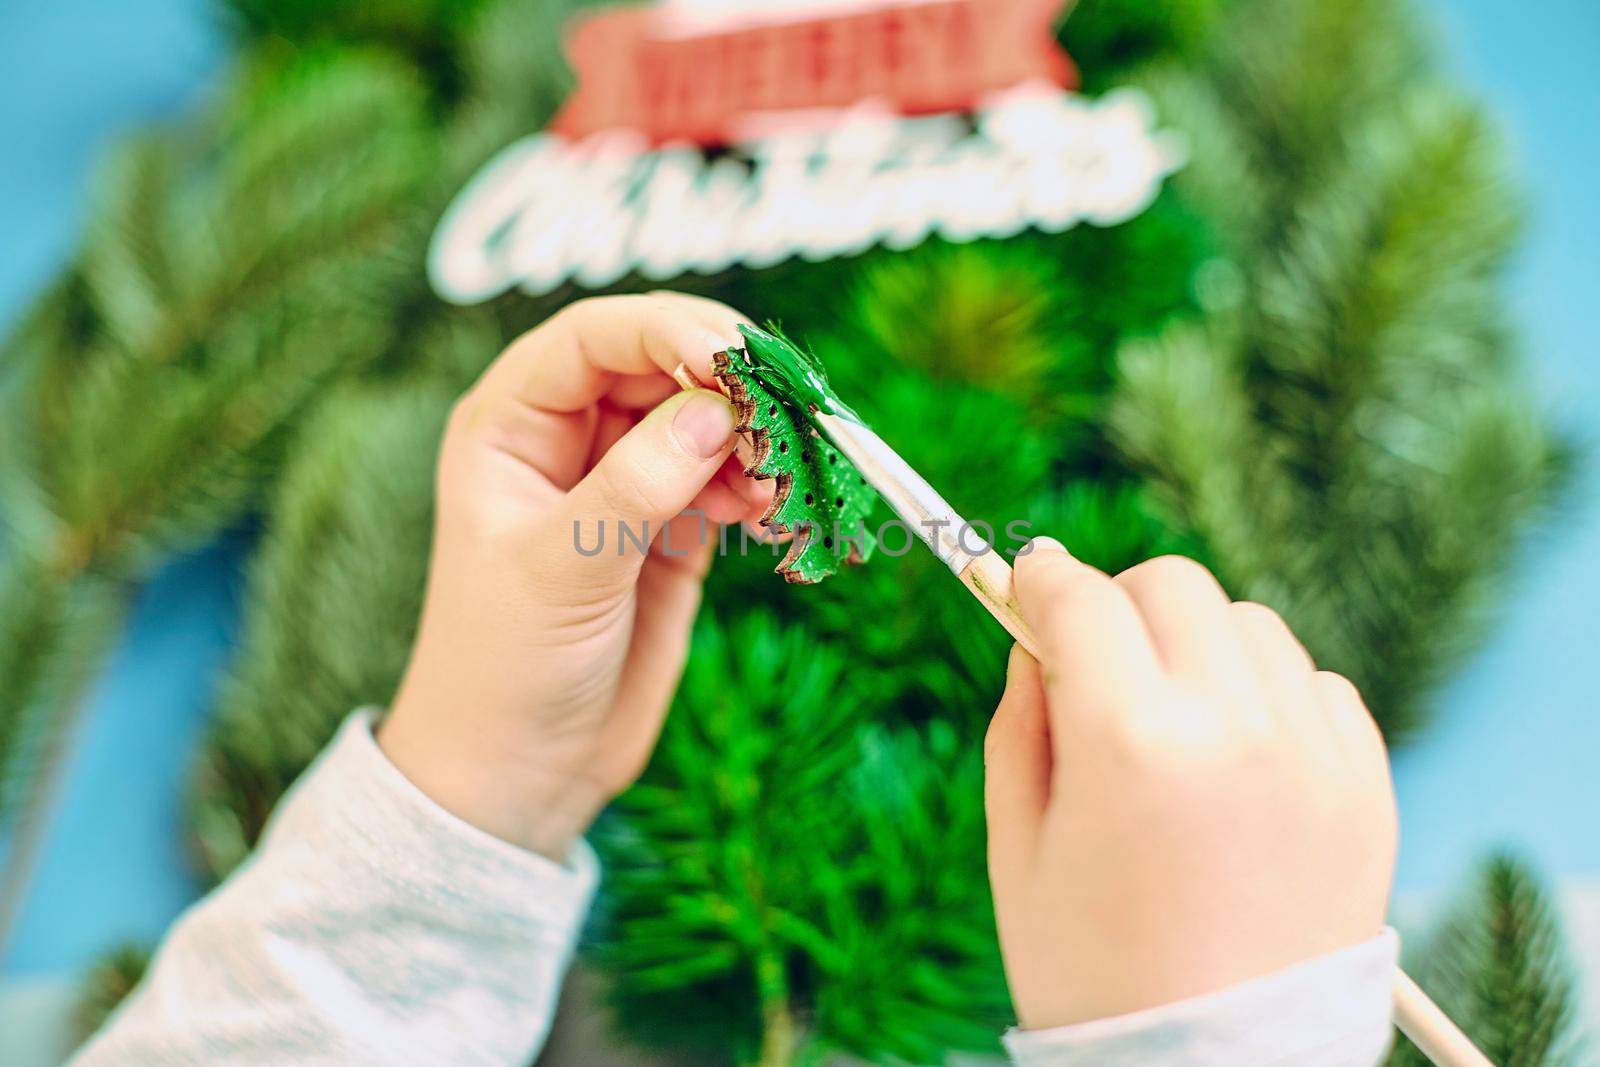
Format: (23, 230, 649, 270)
(447, 0, 600, 174)
(846, 241, 1078, 402)
(593, 613, 1009, 1065)
(0, 49, 442, 843)
(214, 0, 489, 100)
(26, 51, 438, 572)
(1063, 0, 1225, 94)
(1111, 1, 1571, 739)
(75, 942, 152, 1043)
(56, 381, 449, 1031)
(0, 554, 123, 823)
(1387, 853, 1586, 1067)
(807, 721, 1011, 1062)
(0, 551, 125, 943)
(190, 381, 452, 879)
(1150, 0, 1432, 259)
(592, 611, 866, 1062)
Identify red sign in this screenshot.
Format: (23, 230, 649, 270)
(550, 0, 1077, 146)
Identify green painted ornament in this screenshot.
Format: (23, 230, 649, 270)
(714, 324, 879, 584)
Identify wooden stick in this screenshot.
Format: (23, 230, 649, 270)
(671, 363, 703, 393)
(675, 363, 1493, 1067)
(957, 549, 1040, 658)
(1394, 971, 1495, 1066)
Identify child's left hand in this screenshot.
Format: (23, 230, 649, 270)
(380, 293, 769, 859)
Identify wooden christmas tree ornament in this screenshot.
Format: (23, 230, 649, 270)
(711, 326, 879, 584)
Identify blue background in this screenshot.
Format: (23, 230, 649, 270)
(1, 0, 1597, 979)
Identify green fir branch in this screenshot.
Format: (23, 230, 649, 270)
(1112, 0, 1571, 738)
(191, 381, 451, 879)
(1387, 853, 1586, 1067)
(75, 942, 153, 1043)
(0, 48, 441, 845)
(0, 552, 126, 940)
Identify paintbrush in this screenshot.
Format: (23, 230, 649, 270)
(674, 357, 1493, 1067)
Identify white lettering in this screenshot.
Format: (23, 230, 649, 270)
(427, 83, 1184, 305)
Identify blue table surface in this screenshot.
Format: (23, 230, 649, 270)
(1, 0, 1597, 977)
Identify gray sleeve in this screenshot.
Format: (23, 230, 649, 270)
(1005, 929, 1399, 1067)
(72, 710, 597, 1067)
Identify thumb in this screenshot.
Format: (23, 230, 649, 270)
(557, 388, 736, 588)
(985, 645, 1051, 882)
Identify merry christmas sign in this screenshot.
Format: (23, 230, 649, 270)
(428, 0, 1183, 304)
(552, 0, 1076, 144)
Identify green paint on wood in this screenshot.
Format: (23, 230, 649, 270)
(736, 323, 863, 422)
(714, 327, 878, 584)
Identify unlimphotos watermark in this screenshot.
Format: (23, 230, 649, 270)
(571, 514, 1037, 560)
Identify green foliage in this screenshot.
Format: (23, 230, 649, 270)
(594, 613, 1006, 1065)
(220, 0, 487, 44)
(75, 942, 152, 1041)
(29, 51, 435, 573)
(1062, 0, 1224, 93)
(1387, 854, 1586, 1067)
(447, 0, 599, 171)
(216, 0, 489, 104)
(797, 205, 1214, 480)
(614, 194, 1209, 1057)
(847, 241, 1073, 401)
(216, 0, 614, 117)
(593, 612, 864, 1062)
(0, 557, 123, 845)
(1033, 480, 1201, 577)
(191, 382, 451, 879)
(807, 721, 1010, 1062)
(0, 46, 440, 836)
(1112, 0, 1571, 739)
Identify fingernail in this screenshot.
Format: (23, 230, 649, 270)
(673, 391, 737, 459)
(695, 329, 742, 356)
(1027, 536, 1071, 556)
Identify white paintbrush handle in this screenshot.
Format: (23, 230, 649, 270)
(1394, 971, 1496, 1066)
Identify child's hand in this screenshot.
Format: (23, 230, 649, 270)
(984, 541, 1397, 1030)
(380, 294, 769, 859)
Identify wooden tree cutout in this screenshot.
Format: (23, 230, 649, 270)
(713, 327, 878, 584)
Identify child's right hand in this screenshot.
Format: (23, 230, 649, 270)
(983, 540, 1397, 1030)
